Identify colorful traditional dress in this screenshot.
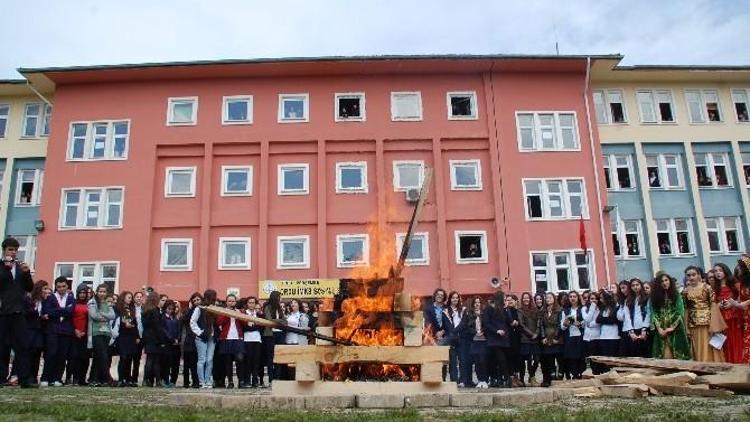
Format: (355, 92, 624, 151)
(718, 283, 743, 363)
(683, 283, 724, 362)
(651, 293, 691, 360)
(741, 285, 750, 364)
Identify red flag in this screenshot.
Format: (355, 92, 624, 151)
(579, 214, 587, 252)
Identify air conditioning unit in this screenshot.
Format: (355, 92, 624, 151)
(405, 188, 420, 203)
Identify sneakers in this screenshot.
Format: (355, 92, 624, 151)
(52, 381, 63, 387)
(40, 381, 49, 388)
(476, 381, 489, 389)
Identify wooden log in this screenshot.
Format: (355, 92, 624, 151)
(589, 356, 736, 375)
(611, 367, 671, 376)
(394, 293, 413, 312)
(598, 371, 697, 387)
(551, 378, 603, 389)
(315, 327, 334, 346)
(295, 361, 320, 382)
(696, 370, 750, 392)
(571, 386, 603, 398)
(600, 384, 650, 398)
(420, 362, 443, 384)
(399, 312, 424, 347)
(271, 380, 457, 396)
(274, 345, 449, 364)
(650, 384, 733, 398)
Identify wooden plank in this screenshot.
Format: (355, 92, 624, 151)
(551, 378, 603, 389)
(589, 356, 737, 375)
(571, 387, 603, 398)
(421, 362, 443, 384)
(394, 293, 413, 312)
(400, 312, 424, 347)
(315, 327, 334, 346)
(600, 384, 650, 398)
(271, 380, 457, 396)
(274, 345, 449, 364)
(294, 361, 320, 382)
(611, 367, 671, 376)
(650, 384, 733, 398)
(696, 371, 750, 392)
(597, 371, 697, 387)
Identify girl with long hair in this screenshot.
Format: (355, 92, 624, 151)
(582, 290, 602, 374)
(190, 289, 217, 388)
(216, 294, 245, 388)
(731, 255, 750, 363)
(464, 296, 488, 389)
(24, 280, 48, 384)
(114, 291, 140, 387)
(683, 266, 725, 362)
(539, 292, 561, 388)
(181, 292, 202, 388)
(622, 279, 651, 358)
(504, 294, 522, 386)
(650, 272, 691, 360)
(261, 290, 285, 385)
(161, 299, 181, 387)
(713, 263, 743, 363)
(595, 290, 621, 363)
(87, 284, 116, 387)
(142, 291, 168, 387)
(517, 292, 540, 386)
(443, 291, 466, 384)
(242, 296, 263, 388)
(560, 290, 584, 379)
(482, 291, 511, 388)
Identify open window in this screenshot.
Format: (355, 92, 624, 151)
(15, 169, 43, 206)
(732, 89, 750, 122)
(455, 231, 488, 264)
(447, 92, 478, 120)
(335, 93, 365, 122)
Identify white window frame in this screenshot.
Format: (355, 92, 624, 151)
(522, 178, 589, 221)
(685, 89, 723, 124)
(59, 186, 125, 230)
(277, 163, 310, 195)
(334, 92, 366, 122)
(515, 111, 580, 152)
(221, 165, 253, 196)
(54, 261, 120, 293)
(655, 218, 695, 257)
(277, 235, 310, 269)
(335, 161, 368, 194)
(449, 159, 482, 191)
(12, 235, 37, 271)
(603, 154, 635, 191)
(592, 89, 628, 124)
(395, 232, 429, 266)
(454, 230, 489, 264)
(166, 96, 198, 126)
(218, 237, 251, 270)
(222, 95, 253, 125)
(164, 166, 197, 198)
(705, 217, 744, 255)
(636, 89, 677, 124)
(21, 103, 51, 138)
(611, 219, 645, 259)
(14, 168, 43, 207)
(695, 152, 732, 189)
(0, 103, 9, 138)
(645, 154, 684, 190)
(336, 234, 370, 268)
(390, 91, 423, 121)
(278, 93, 310, 123)
(742, 152, 750, 188)
(529, 250, 594, 293)
(160, 238, 193, 271)
(392, 160, 425, 192)
(446, 91, 478, 120)
(66, 120, 131, 161)
(731, 88, 750, 123)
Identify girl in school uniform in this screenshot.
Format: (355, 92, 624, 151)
(443, 291, 466, 384)
(560, 291, 585, 379)
(582, 290, 601, 374)
(622, 279, 652, 358)
(113, 291, 140, 387)
(483, 291, 511, 388)
(464, 297, 488, 389)
(517, 292, 540, 387)
(241, 296, 263, 388)
(539, 292, 562, 388)
(595, 290, 622, 372)
(142, 291, 168, 387)
(24, 281, 48, 385)
(215, 294, 245, 388)
(161, 300, 181, 387)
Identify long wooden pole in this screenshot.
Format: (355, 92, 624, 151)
(394, 167, 433, 278)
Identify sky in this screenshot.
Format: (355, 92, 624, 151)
(1, 0, 748, 79)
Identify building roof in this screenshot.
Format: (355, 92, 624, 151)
(0, 79, 41, 96)
(591, 63, 750, 83)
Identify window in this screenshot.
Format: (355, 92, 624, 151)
(67, 121, 129, 160)
(278, 94, 309, 122)
(60, 187, 124, 229)
(742, 152, 750, 186)
(278, 163, 309, 195)
(0, 104, 8, 137)
(15, 169, 43, 206)
(731, 89, 750, 122)
(694, 153, 731, 188)
(636, 90, 675, 123)
(611, 219, 644, 259)
(336, 234, 369, 268)
(655, 218, 694, 256)
(706, 217, 743, 254)
(523, 178, 588, 220)
(392, 160, 425, 191)
(167, 97, 198, 125)
(455, 231, 488, 264)
(646, 154, 683, 189)
(12, 235, 36, 271)
(515, 112, 579, 151)
(222, 95, 253, 124)
(592, 89, 627, 124)
(530, 250, 592, 292)
(221, 166, 252, 196)
(447, 91, 478, 120)
(335, 161, 367, 193)
(449, 159, 482, 190)
(602, 154, 634, 190)
(391, 92, 422, 121)
(160, 239, 193, 271)
(335, 93, 365, 122)
(395, 232, 429, 266)
(22, 103, 52, 138)
(0, 169, 4, 207)
(219, 237, 251, 270)
(277, 235, 310, 269)
(685, 89, 722, 123)
(164, 167, 196, 197)
(55, 262, 119, 293)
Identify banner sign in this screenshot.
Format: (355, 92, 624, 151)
(259, 279, 340, 299)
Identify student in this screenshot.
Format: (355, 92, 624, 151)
(732, 255, 750, 363)
(242, 296, 263, 388)
(87, 284, 116, 387)
(190, 289, 217, 389)
(24, 280, 48, 384)
(69, 285, 90, 386)
(423, 288, 447, 344)
(483, 291, 511, 388)
(464, 297, 488, 389)
(713, 263, 743, 363)
(181, 293, 202, 388)
(582, 290, 602, 374)
(132, 290, 145, 384)
(539, 292, 562, 388)
(651, 272, 691, 360)
(560, 291, 585, 379)
(261, 291, 285, 386)
(622, 279, 651, 358)
(517, 292, 540, 387)
(595, 290, 621, 367)
(443, 291, 465, 384)
(142, 291, 168, 387)
(216, 294, 245, 388)
(161, 300, 181, 387)
(615, 280, 630, 355)
(41, 277, 75, 387)
(683, 266, 725, 362)
(504, 294, 522, 386)
(114, 291, 139, 387)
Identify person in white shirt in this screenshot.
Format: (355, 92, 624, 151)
(285, 299, 309, 345)
(595, 290, 622, 372)
(582, 291, 602, 374)
(560, 291, 585, 379)
(241, 296, 263, 388)
(622, 279, 652, 358)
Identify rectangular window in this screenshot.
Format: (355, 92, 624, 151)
(592, 89, 627, 124)
(655, 218, 694, 256)
(278, 94, 309, 122)
(449, 159, 482, 190)
(395, 232, 429, 266)
(705, 217, 744, 254)
(277, 235, 310, 269)
(529, 250, 593, 292)
(67, 121, 130, 161)
(0, 104, 9, 137)
(695, 152, 731, 188)
(336, 234, 369, 268)
(603, 154, 634, 190)
(278, 163, 309, 195)
(15, 169, 43, 206)
(160, 238, 193, 271)
(391, 92, 422, 121)
(335, 161, 367, 193)
(219, 237, 251, 270)
(515, 112, 580, 151)
(646, 154, 683, 189)
(165, 167, 197, 197)
(523, 178, 588, 220)
(636, 90, 675, 123)
(335, 93, 365, 122)
(685, 89, 722, 123)
(455, 230, 488, 264)
(742, 152, 750, 187)
(392, 160, 425, 191)
(221, 165, 252, 196)
(731, 89, 750, 122)
(447, 91, 478, 120)
(55, 262, 119, 293)
(167, 97, 198, 125)
(42, 105, 52, 136)
(12, 235, 36, 271)
(222, 95, 253, 124)
(611, 218, 644, 259)
(22, 103, 51, 138)
(60, 187, 124, 229)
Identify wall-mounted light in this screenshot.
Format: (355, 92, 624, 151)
(34, 219, 45, 232)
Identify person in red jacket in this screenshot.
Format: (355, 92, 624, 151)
(69, 286, 90, 385)
(215, 294, 244, 389)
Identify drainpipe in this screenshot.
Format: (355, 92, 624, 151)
(26, 80, 53, 106)
(583, 56, 612, 285)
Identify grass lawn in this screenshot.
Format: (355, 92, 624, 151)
(0, 387, 749, 421)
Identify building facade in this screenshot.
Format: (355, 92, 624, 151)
(21, 56, 615, 298)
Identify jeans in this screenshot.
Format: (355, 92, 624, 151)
(195, 337, 215, 386)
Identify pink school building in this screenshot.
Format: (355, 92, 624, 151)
(23, 55, 617, 299)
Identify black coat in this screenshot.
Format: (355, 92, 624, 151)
(482, 305, 510, 348)
(23, 296, 44, 349)
(180, 307, 197, 352)
(0, 263, 33, 315)
(423, 300, 449, 337)
(505, 307, 521, 351)
(142, 308, 168, 354)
